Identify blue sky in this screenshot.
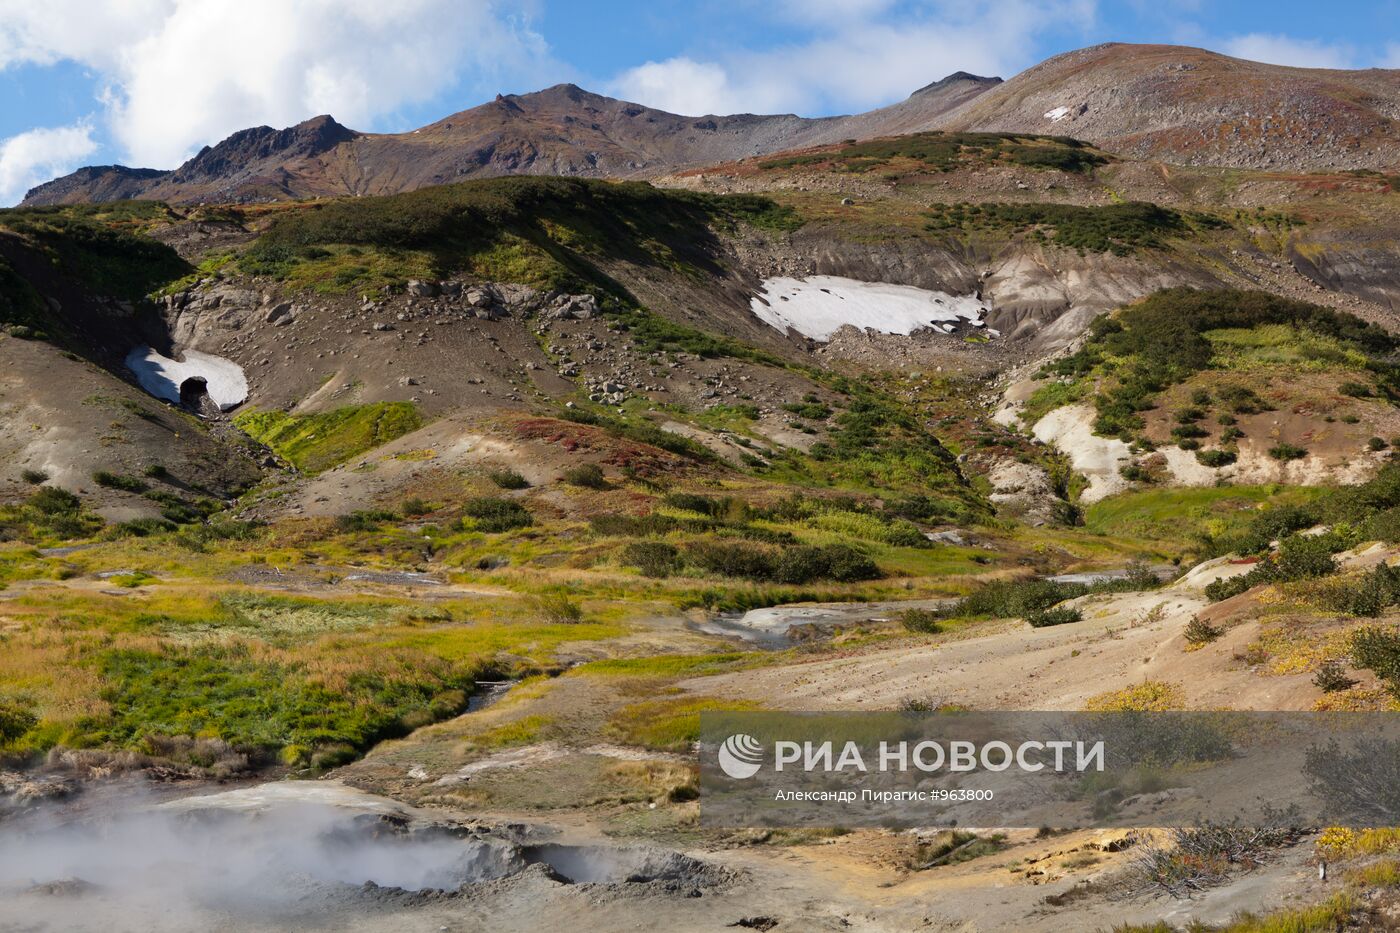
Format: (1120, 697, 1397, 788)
(0, 0, 1397, 203)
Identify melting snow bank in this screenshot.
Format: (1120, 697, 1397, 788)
(125, 345, 248, 410)
(750, 276, 990, 341)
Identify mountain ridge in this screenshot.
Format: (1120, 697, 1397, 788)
(23, 42, 1400, 207)
(22, 72, 1002, 205)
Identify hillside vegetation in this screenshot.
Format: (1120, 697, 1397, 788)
(241, 176, 800, 296)
(1040, 288, 1400, 442)
(757, 131, 1108, 175)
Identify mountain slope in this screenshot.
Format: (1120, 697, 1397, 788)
(941, 42, 1400, 170)
(23, 76, 1000, 206)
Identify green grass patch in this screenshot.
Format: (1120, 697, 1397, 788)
(234, 402, 423, 473)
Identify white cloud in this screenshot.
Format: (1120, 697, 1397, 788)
(0, 0, 560, 168)
(612, 58, 736, 117)
(607, 0, 1097, 117)
(0, 122, 98, 205)
(1383, 43, 1400, 68)
(1220, 33, 1356, 70)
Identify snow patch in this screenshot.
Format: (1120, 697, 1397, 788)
(1044, 106, 1072, 122)
(125, 346, 248, 410)
(750, 276, 989, 341)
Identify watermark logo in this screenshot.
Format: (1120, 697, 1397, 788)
(718, 733, 764, 779)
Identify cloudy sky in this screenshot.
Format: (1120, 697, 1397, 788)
(1, 0, 1397, 203)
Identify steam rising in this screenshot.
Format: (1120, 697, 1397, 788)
(0, 781, 720, 931)
(0, 783, 517, 931)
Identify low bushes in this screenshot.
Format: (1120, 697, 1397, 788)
(92, 470, 148, 493)
(1026, 606, 1082, 628)
(488, 468, 529, 489)
(562, 463, 608, 489)
(335, 510, 397, 533)
(1268, 442, 1308, 461)
(900, 608, 942, 634)
(1205, 533, 1340, 601)
(461, 497, 532, 533)
(1351, 625, 1400, 696)
(681, 540, 881, 585)
(0, 486, 102, 543)
(622, 541, 681, 578)
(532, 593, 583, 624)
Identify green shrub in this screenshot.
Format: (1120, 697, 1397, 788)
(686, 540, 774, 579)
(488, 468, 529, 489)
(1352, 626, 1400, 695)
(27, 486, 80, 515)
(1312, 661, 1358, 693)
(945, 578, 1089, 620)
(562, 463, 608, 489)
(19, 468, 48, 484)
(532, 592, 582, 624)
(783, 398, 832, 420)
(1369, 437, 1388, 452)
(0, 698, 38, 746)
(399, 498, 432, 518)
(1341, 565, 1400, 617)
(1120, 462, 1151, 482)
(1183, 616, 1221, 645)
(1204, 574, 1252, 602)
(461, 497, 532, 533)
(622, 541, 680, 578)
(1340, 381, 1374, 398)
(111, 517, 176, 537)
(1269, 443, 1308, 461)
(92, 470, 148, 493)
(663, 492, 743, 519)
(1362, 507, 1400, 543)
(773, 544, 880, 584)
(334, 509, 397, 533)
(1195, 449, 1237, 468)
(589, 513, 686, 536)
(1206, 533, 1338, 601)
(925, 201, 1183, 255)
(1026, 606, 1082, 628)
(900, 608, 942, 634)
(142, 464, 169, 479)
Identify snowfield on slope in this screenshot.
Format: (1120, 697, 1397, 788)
(126, 346, 248, 410)
(750, 276, 990, 341)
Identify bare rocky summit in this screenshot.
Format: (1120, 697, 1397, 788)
(942, 42, 1400, 170)
(23, 74, 999, 206)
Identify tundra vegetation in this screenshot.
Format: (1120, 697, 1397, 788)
(5, 160, 1400, 931)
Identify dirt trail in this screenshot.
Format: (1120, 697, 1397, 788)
(678, 564, 1325, 712)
